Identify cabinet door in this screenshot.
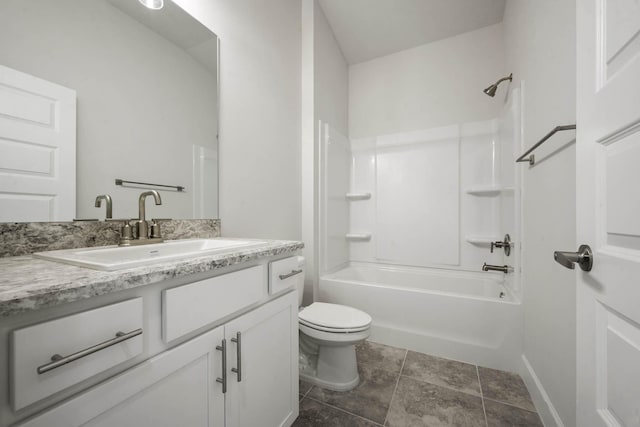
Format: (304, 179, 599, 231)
(225, 291, 298, 427)
(18, 327, 225, 427)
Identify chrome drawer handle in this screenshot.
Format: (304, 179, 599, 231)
(278, 269, 303, 280)
(216, 339, 227, 393)
(37, 328, 143, 375)
(231, 332, 242, 382)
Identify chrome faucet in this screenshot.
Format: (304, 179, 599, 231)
(94, 195, 113, 219)
(118, 191, 165, 246)
(136, 190, 162, 240)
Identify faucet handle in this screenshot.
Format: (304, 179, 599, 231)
(119, 220, 133, 246)
(150, 219, 162, 239)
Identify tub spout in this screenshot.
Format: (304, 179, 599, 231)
(482, 263, 511, 274)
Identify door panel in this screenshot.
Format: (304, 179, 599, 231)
(0, 65, 76, 221)
(225, 291, 298, 427)
(577, 0, 640, 425)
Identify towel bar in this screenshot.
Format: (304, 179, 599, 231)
(516, 124, 576, 165)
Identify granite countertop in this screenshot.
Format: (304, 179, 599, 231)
(0, 239, 304, 318)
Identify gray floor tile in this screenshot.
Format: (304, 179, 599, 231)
(386, 376, 486, 427)
(478, 367, 535, 412)
(357, 340, 408, 373)
(401, 351, 481, 396)
(300, 380, 314, 396)
(306, 341, 406, 424)
(293, 398, 380, 427)
(484, 399, 543, 427)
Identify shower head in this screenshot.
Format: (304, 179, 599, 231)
(483, 84, 498, 97)
(483, 73, 513, 97)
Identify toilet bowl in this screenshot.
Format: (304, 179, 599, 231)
(294, 266, 372, 391)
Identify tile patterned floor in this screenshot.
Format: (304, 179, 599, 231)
(294, 341, 543, 427)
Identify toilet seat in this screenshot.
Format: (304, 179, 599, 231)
(298, 302, 371, 334)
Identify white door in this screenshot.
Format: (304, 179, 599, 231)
(576, 0, 640, 425)
(17, 326, 225, 427)
(0, 65, 76, 222)
(225, 291, 299, 427)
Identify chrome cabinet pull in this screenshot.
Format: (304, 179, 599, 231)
(279, 269, 303, 280)
(231, 332, 242, 382)
(216, 339, 227, 393)
(37, 328, 143, 375)
(554, 244, 593, 272)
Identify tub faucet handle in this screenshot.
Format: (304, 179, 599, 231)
(490, 234, 511, 256)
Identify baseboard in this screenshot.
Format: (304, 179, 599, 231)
(517, 355, 565, 427)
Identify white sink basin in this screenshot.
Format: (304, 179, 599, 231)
(33, 239, 268, 271)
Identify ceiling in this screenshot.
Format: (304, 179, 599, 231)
(318, 0, 506, 64)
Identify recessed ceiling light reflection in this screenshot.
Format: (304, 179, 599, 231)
(138, 0, 164, 10)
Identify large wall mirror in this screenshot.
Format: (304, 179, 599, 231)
(0, 0, 218, 221)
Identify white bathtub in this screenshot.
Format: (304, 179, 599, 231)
(319, 263, 523, 371)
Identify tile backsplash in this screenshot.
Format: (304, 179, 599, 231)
(0, 219, 221, 257)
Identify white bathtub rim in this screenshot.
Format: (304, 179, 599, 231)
(320, 265, 521, 304)
(324, 261, 506, 282)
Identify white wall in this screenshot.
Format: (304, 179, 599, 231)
(503, 1, 577, 426)
(314, 3, 349, 135)
(301, 0, 349, 301)
(175, 0, 302, 240)
(349, 23, 505, 138)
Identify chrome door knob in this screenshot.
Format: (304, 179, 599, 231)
(554, 244, 593, 271)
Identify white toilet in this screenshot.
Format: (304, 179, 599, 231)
(295, 277, 372, 391)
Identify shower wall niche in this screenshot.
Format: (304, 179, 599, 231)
(319, 88, 521, 295)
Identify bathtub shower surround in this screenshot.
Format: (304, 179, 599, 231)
(0, 219, 221, 258)
(317, 88, 522, 370)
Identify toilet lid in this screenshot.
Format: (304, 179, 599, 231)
(298, 302, 371, 331)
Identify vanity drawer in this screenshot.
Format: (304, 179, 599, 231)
(269, 256, 304, 295)
(163, 265, 266, 342)
(10, 298, 143, 411)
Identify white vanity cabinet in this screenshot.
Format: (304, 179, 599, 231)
(224, 291, 298, 427)
(6, 256, 300, 427)
(17, 325, 226, 427)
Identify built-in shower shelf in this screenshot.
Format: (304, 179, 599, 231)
(465, 185, 514, 196)
(465, 235, 500, 245)
(346, 192, 372, 201)
(346, 233, 372, 242)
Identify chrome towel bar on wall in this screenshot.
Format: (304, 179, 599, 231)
(516, 124, 576, 165)
(115, 179, 185, 192)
